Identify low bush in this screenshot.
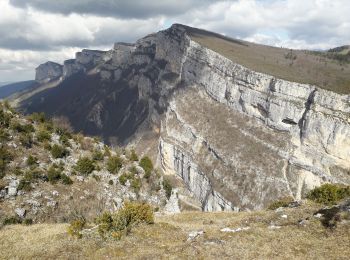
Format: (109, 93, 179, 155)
(47, 166, 62, 184)
(130, 149, 138, 161)
(18, 179, 32, 191)
(61, 174, 73, 185)
(108, 179, 114, 185)
(75, 157, 95, 175)
(96, 202, 154, 239)
(11, 121, 34, 133)
(267, 197, 294, 210)
(0, 128, 10, 142)
(107, 156, 123, 174)
(36, 129, 51, 142)
(23, 218, 33, 225)
(131, 178, 142, 194)
(19, 133, 33, 148)
(28, 112, 46, 123)
(306, 184, 350, 205)
(119, 173, 128, 186)
(0, 146, 13, 178)
(163, 178, 173, 200)
(92, 150, 104, 161)
(139, 156, 153, 179)
(26, 155, 38, 167)
(3, 216, 22, 225)
(67, 218, 86, 239)
(50, 144, 69, 159)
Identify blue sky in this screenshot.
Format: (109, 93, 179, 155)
(0, 0, 349, 82)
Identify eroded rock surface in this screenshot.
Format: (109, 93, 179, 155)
(22, 24, 350, 211)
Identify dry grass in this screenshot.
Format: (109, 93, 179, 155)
(186, 27, 350, 94)
(1, 203, 349, 259)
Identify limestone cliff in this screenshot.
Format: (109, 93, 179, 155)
(21, 24, 350, 211)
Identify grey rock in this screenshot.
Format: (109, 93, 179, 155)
(15, 208, 26, 218)
(35, 61, 63, 83)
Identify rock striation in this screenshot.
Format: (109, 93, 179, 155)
(24, 24, 350, 211)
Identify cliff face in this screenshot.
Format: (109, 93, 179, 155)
(22, 24, 350, 211)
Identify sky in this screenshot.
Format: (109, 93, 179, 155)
(0, 0, 349, 82)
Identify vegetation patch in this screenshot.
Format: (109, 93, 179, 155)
(75, 157, 95, 175)
(267, 197, 294, 210)
(307, 184, 350, 205)
(139, 156, 153, 179)
(107, 156, 123, 174)
(95, 202, 154, 240)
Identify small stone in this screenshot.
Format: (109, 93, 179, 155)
(15, 208, 26, 218)
(187, 230, 204, 241)
(281, 214, 288, 219)
(52, 190, 59, 196)
(275, 207, 284, 212)
(46, 201, 58, 208)
(220, 227, 250, 233)
(268, 225, 281, 229)
(314, 213, 323, 218)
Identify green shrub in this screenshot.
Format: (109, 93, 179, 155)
(67, 218, 86, 239)
(24, 168, 44, 181)
(18, 179, 32, 191)
(306, 184, 350, 205)
(13, 167, 24, 176)
(28, 112, 46, 123)
(61, 174, 73, 185)
(267, 197, 294, 210)
(131, 178, 142, 193)
(130, 149, 138, 161)
(0, 128, 10, 142)
(19, 133, 33, 148)
(107, 156, 123, 174)
(59, 133, 71, 147)
(96, 202, 154, 239)
(103, 146, 111, 157)
(0, 109, 12, 127)
(23, 218, 33, 225)
(119, 174, 128, 186)
(75, 157, 95, 175)
(92, 150, 104, 161)
(0, 146, 13, 178)
(47, 166, 62, 184)
(11, 121, 35, 133)
(36, 129, 51, 142)
(50, 144, 69, 159)
(139, 156, 153, 179)
(163, 178, 173, 200)
(108, 179, 114, 185)
(3, 216, 22, 225)
(26, 155, 38, 167)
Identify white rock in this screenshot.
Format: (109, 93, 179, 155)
(220, 227, 250, 233)
(15, 208, 26, 218)
(187, 230, 204, 241)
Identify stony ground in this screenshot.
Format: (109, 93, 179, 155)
(0, 201, 349, 260)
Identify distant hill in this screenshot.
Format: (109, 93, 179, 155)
(0, 80, 36, 99)
(0, 82, 13, 87)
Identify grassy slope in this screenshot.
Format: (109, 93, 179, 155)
(184, 26, 350, 94)
(1, 202, 349, 259)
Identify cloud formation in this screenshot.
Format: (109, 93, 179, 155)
(0, 0, 349, 81)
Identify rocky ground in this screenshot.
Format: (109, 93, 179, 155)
(0, 102, 173, 224)
(0, 200, 349, 259)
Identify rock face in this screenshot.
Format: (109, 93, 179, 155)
(35, 61, 63, 83)
(21, 24, 350, 211)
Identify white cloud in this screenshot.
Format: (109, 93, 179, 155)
(1, 0, 349, 81)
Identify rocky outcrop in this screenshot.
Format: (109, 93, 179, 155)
(22, 24, 350, 211)
(35, 61, 63, 83)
